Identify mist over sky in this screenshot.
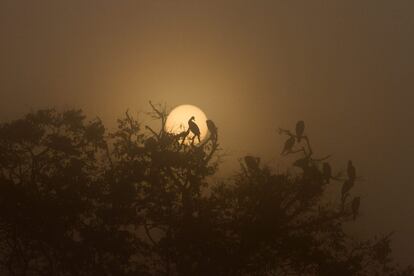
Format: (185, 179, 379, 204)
(1, 0, 413, 264)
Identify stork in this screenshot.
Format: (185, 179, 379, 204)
(347, 160, 356, 181)
(206, 119, 218, 141)
(341, 179, 354, 197)
(244, 155, 260, 172)
(176, 129, 190, 145)
(281, 136, 295, 155)
(322, 162, 332, 184)
(295, 120, 305, 142)
(188, 116, 201, 144)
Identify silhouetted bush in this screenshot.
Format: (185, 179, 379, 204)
(0, 104, 412, 275)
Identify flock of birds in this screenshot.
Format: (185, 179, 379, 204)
(179, 117, 360, 220)
(180, 116, 217, 145)
(281, 120, 361, 220)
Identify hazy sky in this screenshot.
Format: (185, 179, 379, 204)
(1, 0, 413, 264)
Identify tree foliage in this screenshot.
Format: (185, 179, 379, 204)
(0, 104, 411, 275)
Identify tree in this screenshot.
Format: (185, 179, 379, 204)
(0, 104, 411, 275)
(0, 109, 145, 275)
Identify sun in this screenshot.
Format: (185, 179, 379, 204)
(165, 104, 208, 143)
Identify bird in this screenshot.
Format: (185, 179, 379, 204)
(351, 196, 361, 220)
(281, 136, 295, 155)
(293, 157, 308, 169)
(188, 116, 201, 143)
(244, 156, 260, 172)
(206, 119, 218, 140)
(347, 160, 356, 181)
(295, 120, 305, 142)
(322, 162, 332, 184)
(341, 179, 354, 197)
(175, 129, 190, 145)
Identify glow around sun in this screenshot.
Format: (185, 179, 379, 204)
(165, 104, 208, 143)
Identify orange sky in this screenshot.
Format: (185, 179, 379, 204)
(0, 0, 413, 265)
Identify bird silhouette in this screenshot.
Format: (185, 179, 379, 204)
(175, 129, 190, 145)
(341, 179, 354, 197)
(293, 157, 309, 169)
(347, 160, 356, 181)
(244, 156, 260, 172)
(295, 120, 305, 142)
(281, 136, 295, 155)
(352, 196, 361, 220)
(188, 116, 201, 143)
(206, 119, 218, 140)
(322, 162, 332, 184)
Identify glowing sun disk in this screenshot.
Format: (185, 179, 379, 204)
(165, 105, 208, 143)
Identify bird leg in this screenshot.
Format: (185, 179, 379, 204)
(178, 130, 189, 145)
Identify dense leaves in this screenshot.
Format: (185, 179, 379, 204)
(0, 106, 411, 275)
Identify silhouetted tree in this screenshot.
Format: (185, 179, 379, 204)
(0, 104, 411, 276)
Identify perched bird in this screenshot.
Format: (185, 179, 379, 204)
(293, 157, 308, 169)
(322, 162, 332, 184)
(341, 179, 354, 197)
(295, 120, 305, 142)
(188, 116, 201, 143)
(347, 160, 356, 181)
(352, 196, 361, 220)
(206, 119, 218, 140)
(244, 156, 260, 172)
(176, 129, 190, 145)
(281, 136, 295, 155)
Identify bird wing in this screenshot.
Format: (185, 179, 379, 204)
(189, 121, 201, 135)
(206, 120, 216, 130)
(282, 137, 295, 154)
(347, 161, 356, 180)
(342, 180, 353, 195)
